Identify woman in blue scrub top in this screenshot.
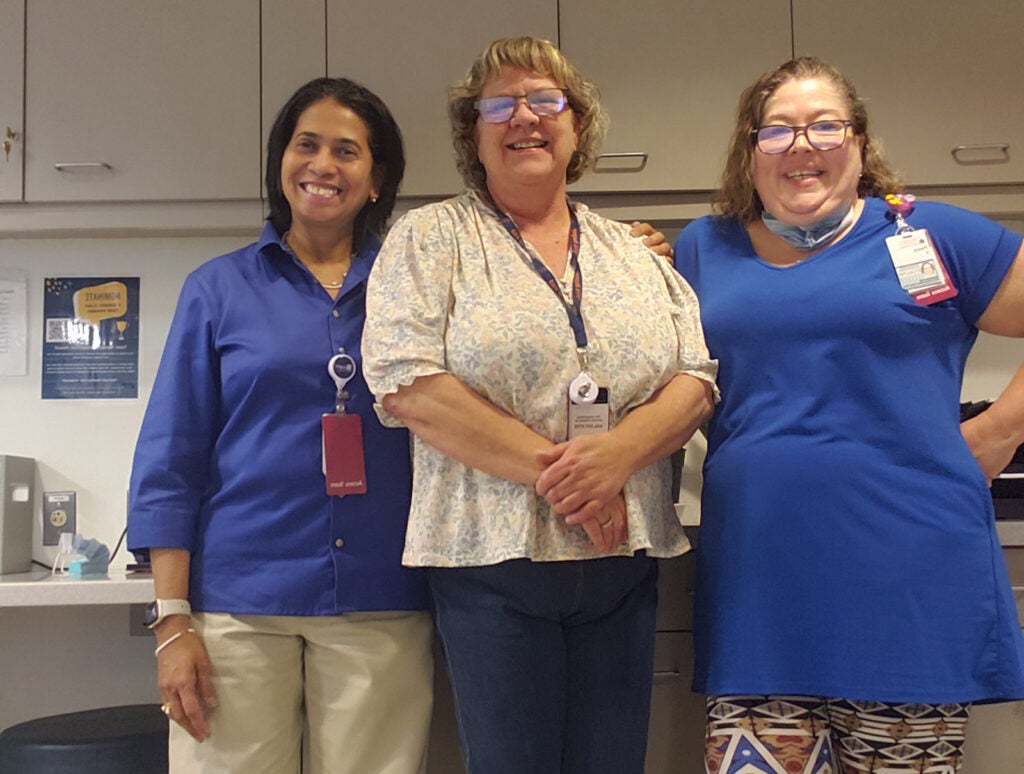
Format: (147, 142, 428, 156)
(674, 57, 1024, 773)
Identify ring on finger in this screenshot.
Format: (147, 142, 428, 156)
(600, 518, 614, 529)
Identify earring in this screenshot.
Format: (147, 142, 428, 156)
(370, 194, 378, 204)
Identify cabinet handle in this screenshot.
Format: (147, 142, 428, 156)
(54, 162, 113, 171)
(4, 127, 17, 162)
(593, 152, 648, 173)
(950, 144, 1010, 164)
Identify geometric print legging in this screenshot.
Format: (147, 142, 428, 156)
(705, 695, 971, 773)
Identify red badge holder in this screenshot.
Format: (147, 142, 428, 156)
(322, 353, 367, 496)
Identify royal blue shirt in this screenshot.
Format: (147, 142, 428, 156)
(675, 199, 1024, 703)
(128, 222, 427, 615)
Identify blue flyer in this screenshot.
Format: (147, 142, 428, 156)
(42, 277, 140, 399)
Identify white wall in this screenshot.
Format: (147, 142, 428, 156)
(0, 232, 254, 571)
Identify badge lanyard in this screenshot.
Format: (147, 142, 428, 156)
(487, 196, 600, 406)
(883, 193, 958, 306)
(321, 351, 367, 496)
(483, 193, 610, 439)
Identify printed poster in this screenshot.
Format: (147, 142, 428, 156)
(42, 277, 140, 399)
(0, 271, 28, 376)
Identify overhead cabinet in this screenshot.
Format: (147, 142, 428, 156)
(324, 0, 557, 197)
(23, 0, 261, 202)
(793, 0, 1024, 186)
(561, 0, 793, 193)
(0, 0, 24, 203)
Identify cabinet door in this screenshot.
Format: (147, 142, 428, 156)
(24, 0, 260, 202)
(647, 632, 705, 772)
(325, 0, 557, 197)
(0, 0, 23, 202)
(560, 0, 792, 193)
(794, 0, 1024, 185)
(261, 0, 326, 200)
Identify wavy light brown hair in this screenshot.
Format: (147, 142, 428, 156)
(448, 37, 608, 192)
(713, 57, 903, 223)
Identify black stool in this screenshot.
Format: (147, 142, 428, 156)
(0, 704, 167, 773)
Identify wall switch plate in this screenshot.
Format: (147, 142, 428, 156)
(42, 490, 76, 545)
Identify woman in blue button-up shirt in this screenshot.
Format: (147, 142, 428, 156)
(127, 78, 432, 774)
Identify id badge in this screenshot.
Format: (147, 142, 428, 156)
(885, 228, 958, 305)
(321, 413, 367, 496)
(567, 386, 609, 439)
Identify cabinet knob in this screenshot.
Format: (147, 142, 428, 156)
(3, 127, 16, 162)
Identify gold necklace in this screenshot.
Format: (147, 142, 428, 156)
(319, 273, 347, 289)
(283, 231, 349, 289)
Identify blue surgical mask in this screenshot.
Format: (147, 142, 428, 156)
(762, 202, 855, 251)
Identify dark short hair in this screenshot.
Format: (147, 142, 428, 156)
(265, 77, 405, 248)
(714, 57, 903, 223)
(448, 37, 607, 192)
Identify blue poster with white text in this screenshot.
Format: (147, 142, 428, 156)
(42, 277, 140, 399)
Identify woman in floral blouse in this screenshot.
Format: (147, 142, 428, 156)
(362, 37, 717, 774)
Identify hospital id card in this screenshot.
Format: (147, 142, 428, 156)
(322, 413, 367, 496)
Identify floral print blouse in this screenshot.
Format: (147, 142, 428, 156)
(363, 190, 717, 567)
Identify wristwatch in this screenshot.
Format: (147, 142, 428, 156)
(143, 599, 192, 629)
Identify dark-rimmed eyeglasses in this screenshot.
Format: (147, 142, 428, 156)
(475, 89, 569, 124)
(752, 120, 854, 154)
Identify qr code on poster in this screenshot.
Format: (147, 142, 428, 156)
(45, 318, 91, 344)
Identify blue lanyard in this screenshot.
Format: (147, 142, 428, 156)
(484, 193, 589, 365)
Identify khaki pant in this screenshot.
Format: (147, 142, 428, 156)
(169, 611, 434, 774)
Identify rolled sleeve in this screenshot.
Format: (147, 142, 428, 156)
(655, 255, 720, 403)
(363, 206, 457, 426)
(128, 274, 220, 552)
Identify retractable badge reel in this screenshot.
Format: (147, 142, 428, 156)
(322, 352, 367, 495)
(883, 193, 958, 306)
(566, 365, 609, 440)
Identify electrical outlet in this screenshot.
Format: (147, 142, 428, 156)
(43, 490, 76, 545)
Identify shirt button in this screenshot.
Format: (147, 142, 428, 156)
(332, 310, 339, 318)
(335, 538, 344, 548)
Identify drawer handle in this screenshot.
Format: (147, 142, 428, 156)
(593, 152, 648, 173)
(950, 144, 1010, 164)
(54, 162, 113, 171)
(653, 670, 682, 685)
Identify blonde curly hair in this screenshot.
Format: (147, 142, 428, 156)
(448, 37, 608, 192)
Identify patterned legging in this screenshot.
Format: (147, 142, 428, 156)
(705, 695, 971, 773)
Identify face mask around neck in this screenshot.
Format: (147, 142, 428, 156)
(761, 202, 855, 251)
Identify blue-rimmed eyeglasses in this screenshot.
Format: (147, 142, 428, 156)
(475, 89, 569, 124)
(752, 120, 854, 154)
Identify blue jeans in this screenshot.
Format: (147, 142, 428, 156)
(428, 554, 658, 774)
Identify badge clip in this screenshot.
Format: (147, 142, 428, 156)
(885, 193, 916, 235)
(328, 353, 356, 414)
(569, 371, 599, 405)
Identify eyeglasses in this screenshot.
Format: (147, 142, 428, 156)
(475, 89, 569, 124)
(752, 120, 854, 154)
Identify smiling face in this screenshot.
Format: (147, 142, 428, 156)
(752, 77, 865, 227)
(474, 66, 580, 197)
(281, 98, 378, 238)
